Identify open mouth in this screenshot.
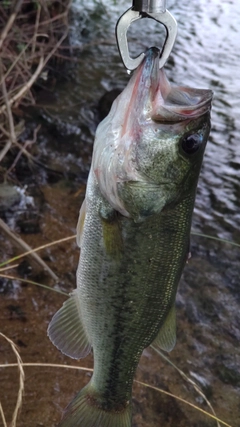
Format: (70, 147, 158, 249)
(130, 47, 213, 123)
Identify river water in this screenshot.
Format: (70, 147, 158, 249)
(0, 0, 239, 426)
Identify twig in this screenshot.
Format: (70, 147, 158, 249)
(0, 218, 58, 281)
(37, 11, 69, 28)
(0, 332, 25, 427)
(6, 124, 41, 175)
(0, 1, 71, 172)
(0, 363, 92, 372)
(0, 58, 16, 144)
(0, 120, 25, 162)
(7, 139, 32, 174)
(52, 52, 79, 62)
(1, 40, 34, 88)
(0, 274, 68, 296)
(0, 234, 76, 268)
(0, 139, 12, 162)
(0, 0, 23, 50)
(12, 139, 35, 161)
(0, 123, 9, 138)
(0, 24, 68, 115)
(0, 1, 71, 117)
(0, 263, 19, 272)
(31, 3, 41, 57)
(42, 27, 69, 69)
(0, 55, 44, 115)
(0, 54, 16, 161)
(0, 401, 7, 427)
(191, 231, 240, 248)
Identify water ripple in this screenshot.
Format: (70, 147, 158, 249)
(66, 0, 240, 239)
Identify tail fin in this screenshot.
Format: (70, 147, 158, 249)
(58, 384, 132, 427)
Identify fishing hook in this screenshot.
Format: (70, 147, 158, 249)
(116, 0, 177, 71)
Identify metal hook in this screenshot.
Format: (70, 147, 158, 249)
(132, 0, 167, 14)
(116, 1, 177, 71)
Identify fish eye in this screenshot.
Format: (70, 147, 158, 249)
(181, 134, 201, 155)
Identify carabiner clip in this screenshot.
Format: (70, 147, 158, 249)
(116, 0, 177, 71)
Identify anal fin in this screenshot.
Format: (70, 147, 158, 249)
(47, 290, 91, 359)
(151, 305, 176, 352)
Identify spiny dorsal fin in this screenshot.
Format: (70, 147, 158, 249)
(47, 290, 91, 359)
(151, 305, 176, 352)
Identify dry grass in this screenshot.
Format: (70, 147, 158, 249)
(0, 333, 24, 427)
(0, 1, 73, 290)
(0, 233, 76, 294)
(0, 217, 59, 280)
(0, 233, 76, 269)
(0, 233, 237, 426)
(0, 341, 232, 427)
(152, 345, 221, 427)
(0, 0, 71, 175)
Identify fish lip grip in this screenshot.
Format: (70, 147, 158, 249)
(116, 0, 177, 71)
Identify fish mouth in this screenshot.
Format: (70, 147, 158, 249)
(132, 47, 213, 123)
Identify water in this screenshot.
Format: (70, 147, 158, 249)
(0, 0, 239, 426)
(60, 0, 240, 241)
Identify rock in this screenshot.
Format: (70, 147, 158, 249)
(0, 184, 21, 212)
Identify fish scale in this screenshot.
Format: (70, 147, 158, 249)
(75, 178, 194, 403)
(48, 47, 212, 427)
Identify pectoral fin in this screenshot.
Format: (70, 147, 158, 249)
(76, 198, 86, 248)
(47, 290, 91, 359)
(151, 305, 176, 352)
(99, 201, 123, 259)
(101, 217, 123, 259)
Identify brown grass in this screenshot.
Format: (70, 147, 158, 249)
(0, 344, 232, 427)
(0, 0, 71, 174)
(0, 233, 237, 427)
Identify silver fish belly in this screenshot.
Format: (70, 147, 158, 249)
(48, 47, 212, 427)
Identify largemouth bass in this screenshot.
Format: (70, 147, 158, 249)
(48, 47, 212, 427)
